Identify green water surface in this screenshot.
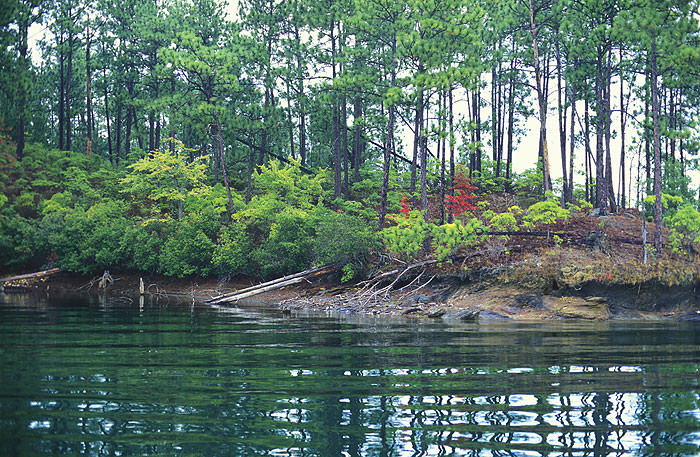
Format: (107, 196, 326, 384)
(1, 293, 699, 456)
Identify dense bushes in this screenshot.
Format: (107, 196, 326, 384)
(3, 140, 699, 281)
(0, 144, 378, 279)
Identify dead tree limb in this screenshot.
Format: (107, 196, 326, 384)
(207, 265, 336, 305)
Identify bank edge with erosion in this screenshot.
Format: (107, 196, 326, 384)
(230, 211, 700, 322)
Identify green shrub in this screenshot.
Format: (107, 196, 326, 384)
(523, 199, 570, 230)
(122, 217, 174, 273)
(488, 211, 518, 240)
(0, 211, 45, 269)
(667, 204, 700, 255)
(251, 207, 314, 278)
(644, 193, 684, 220)
(430, 218, 488, 261)
(158, 211, 220, 277)
(212, 223, 251, 276)
(39, 200, 131, 274)
(381, 210, 429, 260)
(81, 201, 132, 271)
(311, 208, 377, 280)
(513, 162, 544, 204)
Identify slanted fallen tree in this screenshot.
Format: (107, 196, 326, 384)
(206, 265, 336, 305)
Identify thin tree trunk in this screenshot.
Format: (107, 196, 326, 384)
(605, 52, 617, 213)
(352, 96, 362, 183)
(491, 64, 498, 169)
(103, 64, 112, 163)
(125, 97, 132, 158)
(650, 39, 663, 253)
(286, 69, 296, 160)
(506, 60, 515, 189)
(528, 0, 552, 193)
(214, 113, 234, 211)
(468, 88, 475, 176)
(420, 133, 428, 220)
(584, 97, 592, 204)
(619, 47, 627, 209)
(595, 47, 607, 214)
(378, 31, 397, 229)
(439, 90, 446, 224)
(115, 104, 122, 165)
(169, 75, 175, 154)
(260, 31, 274, 165)
(246, 134, 254, 204)
(155, 113, 160, 150)
(85, 22, 92, 159)
(65, 20, 73, 151)
(419, 85, 428, 219)
(449, 85, 455, 222)
(294, 23, 306, 167)
(58, 29, 65, 150)
(411, 89, 421, 196)
(134, 106, 143, 151)
(567, 62, 576, 204)
(645, 83, 651, 194)
(342, 92, 349, 198)
(16, 10, 29, 159)
(330, 19, 342, 200)
(556, 41, 567, 203)
(475, 82, 482, 174)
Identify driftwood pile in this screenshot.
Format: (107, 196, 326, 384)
(271, 259, 451, 317)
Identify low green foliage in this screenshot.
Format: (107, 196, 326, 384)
(159, 211, 219, 277)
(666, 204, 700, 254)
(644, 193, 684, 220)
(381, 210, 429, 260)
(211, 223, 251, 276)
(513, 162, 544, 205)
(523, 199, 571, 230)
(2, 139, 699, 283)
(38, 200, 131, 274)
(430, 218, 488, 261)
(251, 207, 314, 278)
(120, 140, 210, 218)
(487, 211, 518, 240)
(312, 208, 377, 279)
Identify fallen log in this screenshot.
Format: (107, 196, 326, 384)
(210, 277, 307, 304)
(207, 265, 336, 305)
(0, 268, 61, 293)
(0, 268, 61, 284)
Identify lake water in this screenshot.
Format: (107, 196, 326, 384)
(1, 293, 699, 456)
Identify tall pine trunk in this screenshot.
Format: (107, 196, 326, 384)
(58, 29, 65, 150)
(85, 23, 92, 159)
(528, 0, 552, 193)
(556, 41, 567, 203)
(214, 112, 234, 212)
(65, 21, 73, 151)
(16, 11, 29, 159)
(619, 47, 627, 209)
(378, 31, 397, 229)
(567, 68, 576, 204)
(650, 39, 663, 253)
(604, 54, 617, 213)
(595, 47, 607, 214)
(352, 97, 362, 183)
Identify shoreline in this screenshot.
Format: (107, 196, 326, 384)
(3, 268, 699, 323)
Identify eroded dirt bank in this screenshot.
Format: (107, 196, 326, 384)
(272, 276, 700, 322)
(3, 259, 700, 322)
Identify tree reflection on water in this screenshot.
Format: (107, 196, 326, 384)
(0, 297, 698, 456)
